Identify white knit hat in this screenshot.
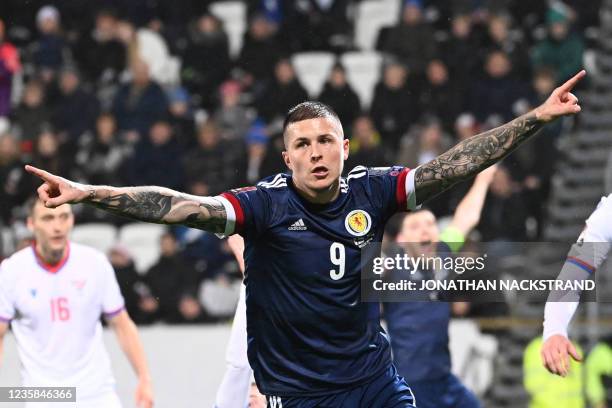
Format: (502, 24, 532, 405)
(36, 5, 60, 26)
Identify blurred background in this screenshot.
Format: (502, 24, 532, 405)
(1, 0, 612, 406)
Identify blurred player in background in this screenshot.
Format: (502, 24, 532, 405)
(383, 165, 496, 408)
(541, 193, 612, 378)
(214, 234, 266, 408)
(26, 70, 583, 407)
(0, 199, 153, 408)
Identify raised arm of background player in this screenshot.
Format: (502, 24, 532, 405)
(541, 195, 612, 377)
(443, 165, 497, 316)
(445, 165, 497, 245)
(24, 71, 585, 227)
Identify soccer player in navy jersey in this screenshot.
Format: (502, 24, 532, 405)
(27, 70, 584, 407)
(384, 166, 496, 408)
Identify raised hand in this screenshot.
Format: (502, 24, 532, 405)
(534, 70, 586, 123)
(541, 334, 582, 377)
(475, 164, 498, 186)
(25, 165, 89, 208)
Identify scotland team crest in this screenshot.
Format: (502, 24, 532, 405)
(345, 210, 372, 237)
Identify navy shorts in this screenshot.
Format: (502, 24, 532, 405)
(265, 365, 416, 408)
(408, 373, 480, 408)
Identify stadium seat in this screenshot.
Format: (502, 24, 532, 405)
(71, 223, 118, 255)
(210, 1, 246, 58)
(354, 0, 401, 51)
(0, 225, 15, 257)
(291, 52, 336, 98)
(118, 223, 167, 273)
(449, 319, 497, 395)
(340, 51, 383, 109)
(199, 278, 241, 318)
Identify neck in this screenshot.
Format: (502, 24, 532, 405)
(294, 178, 340, 204)
(36, 242, 67, 265)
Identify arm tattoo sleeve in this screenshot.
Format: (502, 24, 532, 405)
(414, 112, 542, 204)
(86, 186, 227, 233)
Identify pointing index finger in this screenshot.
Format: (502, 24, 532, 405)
(559, 70, 586, 93)
(25, 165, 53, 182)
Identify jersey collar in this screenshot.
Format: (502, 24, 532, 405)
(288, 175, 349, 213)
(31, 241, 71, 274)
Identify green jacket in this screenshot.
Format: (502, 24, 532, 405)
(523, 337, 585, 408)
(585, 342, 612, 406)
(531, 33, 584, 85)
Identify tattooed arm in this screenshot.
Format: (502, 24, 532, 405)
(88, 187, 227, 233)
(414, 112, 541, 204)
(414, 70, 585, 205)
(24, 166, 227, 233)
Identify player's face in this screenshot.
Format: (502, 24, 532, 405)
(397, 210, 439, 256)
(27, 202, 74, 256)
(283, 117, 349, 202)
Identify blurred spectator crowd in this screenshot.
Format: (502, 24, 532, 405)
(0, 0, 598, 322)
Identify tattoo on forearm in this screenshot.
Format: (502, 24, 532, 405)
(92, 192, 173, 220)
(183, 201, 227, 233)
(87, 188, 227, 233)
(414, 113, 542, 203)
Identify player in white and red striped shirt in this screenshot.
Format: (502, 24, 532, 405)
(0, 199, 153, 408)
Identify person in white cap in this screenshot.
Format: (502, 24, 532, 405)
(34, 5, 68, 82)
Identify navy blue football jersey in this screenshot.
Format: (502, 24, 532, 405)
(383, 241, 454, 383)
(217, 166, 417, 397)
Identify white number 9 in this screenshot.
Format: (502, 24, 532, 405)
(329, 242, 346, 280)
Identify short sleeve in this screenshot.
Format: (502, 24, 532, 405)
(578, 195, 612, 269)
(0, 261, 15, 322)
(218, 185, 272, 237)
(353, 166, 418, 217)
(583, 195, 612, 242)
(100, 256, 125, 318)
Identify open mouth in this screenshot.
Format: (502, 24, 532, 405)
(312, 166, 329, 178)
(418, 240, 434, 253)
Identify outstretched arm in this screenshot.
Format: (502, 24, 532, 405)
(542, 196, 612, 377)
(448, 165, 496, 237)
(25, 165, 228, 233)
(414, 70, 585, 205)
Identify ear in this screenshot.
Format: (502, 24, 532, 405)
(282, 151, 292, 171)
(26, 216, 34, 233)
(343, 138, 349, 161)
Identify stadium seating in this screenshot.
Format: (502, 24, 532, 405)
(210, 1, 247, 58)
(198, 278, 241, 318)
(340, 51, 383, 109)
(449, 319, 498, 396)
(291, 52, 336, 98)
(354, 0, 401, 51)
(0, 226, 15, 257)
(118, 223, 167, 273)
(71, 223, 118, 255)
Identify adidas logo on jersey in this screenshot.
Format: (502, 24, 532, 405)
(269, 396, 283, 408)
(288, 219, 307, 231)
